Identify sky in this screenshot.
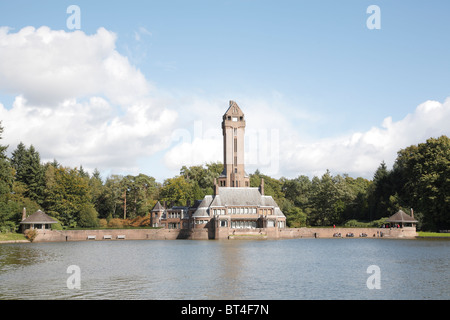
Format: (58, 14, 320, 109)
(0, 0, 449, 182)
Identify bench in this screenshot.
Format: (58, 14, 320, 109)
(103, 235, 112, 239)
(87, 235, 96, 240)
(117, 235, 126, 239)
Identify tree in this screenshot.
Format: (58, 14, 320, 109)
(281, 175, 312, 208)
(0, 122, 13, 197)
(78, 203, 99, 228)
(180, 162, 222, 195)
(121, 174, 159, 219)
(159, 176, 194, 206)
(250, 170, 284, 203)
(11, 143, 45, 202)
(42, 166, 98, 227)
(101, 175, 125, 219)
(394, 136, 450, 230)
(343, 176, 371, 221)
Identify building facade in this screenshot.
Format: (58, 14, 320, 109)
(151, 101, 286, 239)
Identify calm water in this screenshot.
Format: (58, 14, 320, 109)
(0, 238, 449, 300)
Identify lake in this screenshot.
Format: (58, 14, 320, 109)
(0, 238, 449, 300)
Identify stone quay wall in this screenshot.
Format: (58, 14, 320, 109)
(33, 228, 189, 242)
(32, 226, 417, 242)
(279, 227, 418, 239)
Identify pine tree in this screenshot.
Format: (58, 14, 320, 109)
(11, 143, 45, 203)
(0, 122, 13, 196)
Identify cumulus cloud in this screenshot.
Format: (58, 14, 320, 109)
(281, 98, 450, 178)
(0, 26, 176, 174)
(0, 95, 177, 174)
(1, 26, 448, 181)
(163, 96, 450, 179)
(163, 95, 312, 176)
(0, 26, 151, 106)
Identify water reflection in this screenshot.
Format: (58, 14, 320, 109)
(0, 239, 449, 300)
(203, 240, 245, 299)
(0, 244, 54, 272)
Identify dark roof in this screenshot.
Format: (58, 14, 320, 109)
(193, 187, 285, 218)
(20, 210, 58, 224)
(151, 201, 165, 212)
(386, 210, 418, 223)
(210, 187, 279, 207)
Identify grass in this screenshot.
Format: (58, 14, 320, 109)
(0, 232, 27, 242)
(418, 231, 450, 238)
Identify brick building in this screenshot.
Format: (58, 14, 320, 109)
(151, 101, 286, 239)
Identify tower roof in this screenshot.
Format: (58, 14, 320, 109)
(224, 100, 244, 118)
(151, 201, 165, 212)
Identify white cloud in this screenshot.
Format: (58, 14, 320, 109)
(0, 26, 176, 175)
(0, 95, 177, 174)
(1, 26, 448, 181)
(0, 26, 152, 106)
(281, 98, 450, 178)
(162, 96, 450, 180)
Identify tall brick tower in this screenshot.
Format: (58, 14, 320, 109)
(217, 101, 250, 188)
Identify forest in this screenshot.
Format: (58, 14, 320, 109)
(0, 121, 449, 232)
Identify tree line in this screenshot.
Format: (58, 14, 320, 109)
(0, 121, 448, 232)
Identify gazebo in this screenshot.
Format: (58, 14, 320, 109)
(386, 209, 418, 228)
(20, 209, 58, 232)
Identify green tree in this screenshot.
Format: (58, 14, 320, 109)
(180, 162, 222, 195)
(78, 203, 99, 228)
(100, 174, 125, 219)
(159, 175, 194, 206)
(42, 166, 98, 228)
(343, 175, 371, 221)
(11, 143, 45, 203)
(0, 122, 13, 197)
(250, 170, 284, 203)
(0, 122, 16, 232)
(394, 136, 450, 230)
(121, 174, 159, 219)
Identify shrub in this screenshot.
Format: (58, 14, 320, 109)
(107, 218, 124, 228)
(0, 221, 17, 233)
(128, 215, 151, 227)
(24, 229, 38, 242)
(99, 219, 108, 228)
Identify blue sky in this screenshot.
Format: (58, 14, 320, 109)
(0, 1, 449, 181)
